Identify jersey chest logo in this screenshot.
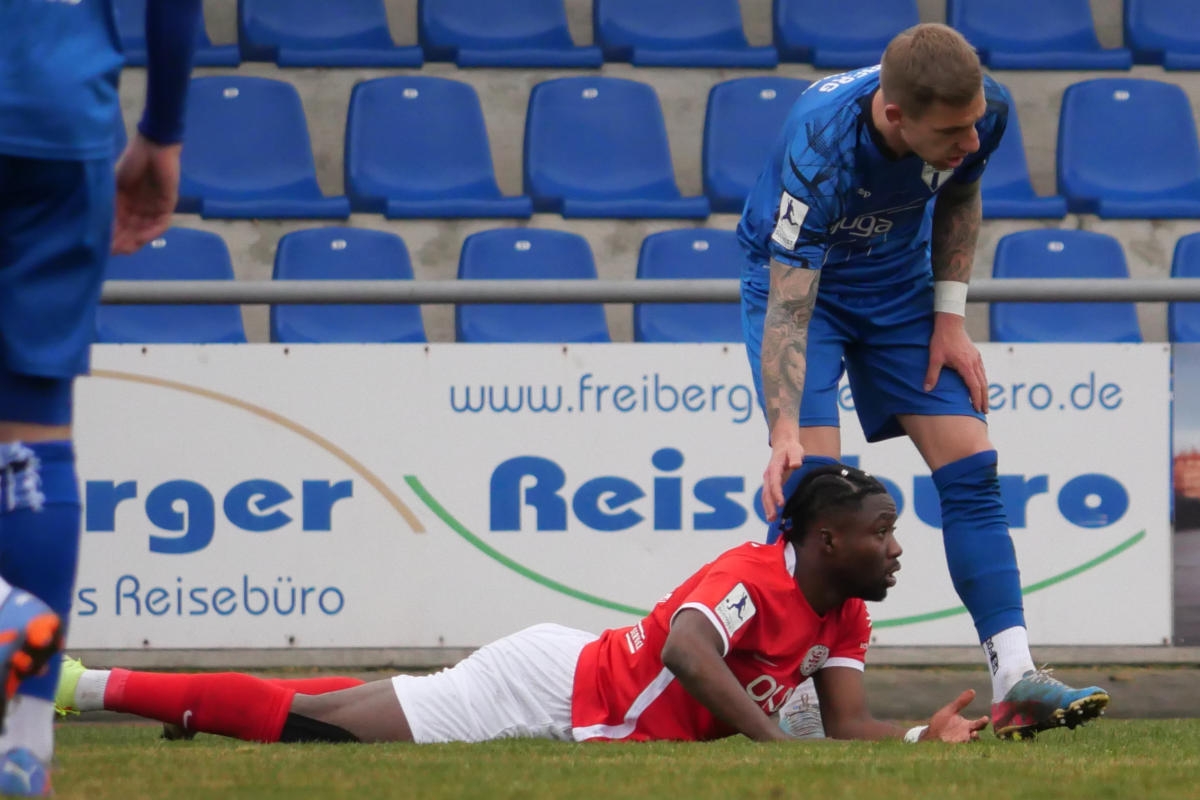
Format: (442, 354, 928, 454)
(921, 163, 956, 193)
(832, 213, 893, 238)
(800, 644, 830, 676)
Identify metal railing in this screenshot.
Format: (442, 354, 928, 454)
(99, 278, 1200, 304)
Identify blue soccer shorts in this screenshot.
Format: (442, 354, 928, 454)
(741, 260, 985, 443)
(0, 155, 113, 424)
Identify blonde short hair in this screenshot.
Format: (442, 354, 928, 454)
(880, 23, 983, 118)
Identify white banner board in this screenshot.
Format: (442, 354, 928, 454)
(71, 343, 1171, 648)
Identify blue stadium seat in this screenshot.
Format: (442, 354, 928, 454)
(114, 0, 240, 66)
(989, 230, 1141, 343)
(774, 0, 918, 67)
(270, 228, 426, 343)
(634, 230, 743, 343)
(947, 0, 1132, 70)
(96, 228, 246, 344)
(238, 0, 423, 67)
(1126, 0, 1200, 70)
(1057, 79, 1200, 218)
(345, 77, 531, 219)
(524, 77, 710, 219)
(456, 229, 610, 343)
(980, 101, 1067, 219)
(1170, 233, 1200, 342)
(594, 0, 778, 67)
(703, 77, 811, 214)
(419, 0, 602, 67)
(178, 77, 350, 219)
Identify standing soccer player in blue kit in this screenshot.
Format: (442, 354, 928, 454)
(738, 23, 1109, 740)
(0, 0, 201, 792)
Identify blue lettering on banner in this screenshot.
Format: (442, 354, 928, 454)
(1056, 474, 1130, 528)
(83, 479, 354, 554)
(449, 374, 755, 425)
(74, 575, 345, 617)
(491, 448, 745, 532)
(838, 372, 1124, 414)
(489, 450, 1130, 533)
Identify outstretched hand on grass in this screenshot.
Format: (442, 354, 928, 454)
(923, 689, 990, 742)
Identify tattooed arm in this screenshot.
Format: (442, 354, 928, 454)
(760, 260, 821, 518)
(930, 177, 982, 284)
(763, 261, 821, 433)
(925, 177, 987, 412)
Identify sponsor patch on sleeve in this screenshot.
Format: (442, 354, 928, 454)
(715, 582, 756, 638)
(771, 191, 808, 251)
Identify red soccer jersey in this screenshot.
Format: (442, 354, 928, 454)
(571, 540, 871, 742)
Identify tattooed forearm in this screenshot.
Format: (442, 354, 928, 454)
(931, 178, 982, 284)
(762, 261, 820, 432)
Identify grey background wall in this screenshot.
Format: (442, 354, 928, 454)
(117, 0, 1200, 343)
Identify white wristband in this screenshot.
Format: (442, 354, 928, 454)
(903, 725, 929, 744)
(933, 281, 968, 316)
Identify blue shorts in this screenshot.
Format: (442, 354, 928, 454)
(741, 261, 985, 443)
(0, 155, 113, 423)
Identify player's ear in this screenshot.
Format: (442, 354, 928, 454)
(884, 103, 904, 126)
(818, 527, 835, 551)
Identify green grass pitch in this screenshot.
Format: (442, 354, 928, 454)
(51, 719, 1200, 800)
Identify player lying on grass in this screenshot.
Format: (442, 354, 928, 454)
(59, 465, 1078, 745)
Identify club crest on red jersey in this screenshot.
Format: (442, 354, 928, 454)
(800, 644, 830, 676)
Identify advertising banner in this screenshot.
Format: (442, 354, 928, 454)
(72, 343, 1171, 649)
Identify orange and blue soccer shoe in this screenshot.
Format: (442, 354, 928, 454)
(991, 668, 1110, 740)
(0, 590, 62, 721)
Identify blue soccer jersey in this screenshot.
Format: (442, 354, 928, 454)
(737, 67, 1010, 293)
(0, 0, 123, 160)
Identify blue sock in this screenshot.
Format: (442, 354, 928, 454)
(0, 441, 80, 702)
(765, 455, 840, 544)
(932, 450, 1026, 641)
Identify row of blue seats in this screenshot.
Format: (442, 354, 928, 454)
(123, 0, 1200, 71)
(134, 74, 1200, 221)
(98, 225, 1200, 344)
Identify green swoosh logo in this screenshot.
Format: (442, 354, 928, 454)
(872, 529, 1145, 627)
(404, 476, 647, 616)
(405, 475, 1145, 627)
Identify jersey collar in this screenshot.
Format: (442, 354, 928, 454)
(858, 92, 907, 162)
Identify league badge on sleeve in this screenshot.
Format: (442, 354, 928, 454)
(716, 583, 757, 637)
(771, 192, 808, 251)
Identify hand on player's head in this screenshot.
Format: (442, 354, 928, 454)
(111, 135, 183, 255)
(763, 440, 805, 522)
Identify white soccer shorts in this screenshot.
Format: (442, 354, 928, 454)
(391, 623, 597, 743)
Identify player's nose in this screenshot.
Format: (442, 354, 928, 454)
(960, 127, 981, 154)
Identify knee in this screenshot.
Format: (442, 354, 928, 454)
(278, 712, 359, 744)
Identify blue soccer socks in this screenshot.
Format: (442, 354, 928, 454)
(0, 442, 79, 704)
(932, 450, 1026, 641)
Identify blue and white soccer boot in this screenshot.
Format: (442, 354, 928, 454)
(991, 668, 1109, 740)
(0, 748, 50, 796)
(0, 590, 61, 722)
(773, 683, 826, 740)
